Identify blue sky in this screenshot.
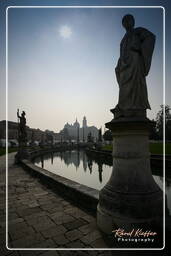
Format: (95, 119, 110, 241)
(0, 0, 170, 132)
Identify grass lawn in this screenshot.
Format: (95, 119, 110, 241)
(103, 142, 171, 155)
(0, 148, 18, 156)
(103, 144, 113, 151)
(150, 142, 171, 155)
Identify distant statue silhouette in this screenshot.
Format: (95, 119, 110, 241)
(17, 109, 27, 143)
(113, 14, 156, 119)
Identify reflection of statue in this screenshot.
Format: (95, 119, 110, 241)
(113, 14, 155, 119)
(98, 162, 103, 183)
(41, 155, 44, 169)
(88, 158, 93, 174)
(83, 153, 87, 172)
(51, 153, 54, 165)
(17, 109, 27, 143)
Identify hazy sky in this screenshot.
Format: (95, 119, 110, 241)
(0, 0, 170, 133)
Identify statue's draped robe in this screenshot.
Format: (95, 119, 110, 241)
(19, 116, 27, 141)
(115, 27, 155, 113)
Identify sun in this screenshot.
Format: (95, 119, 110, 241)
(59, 25, 72, 39)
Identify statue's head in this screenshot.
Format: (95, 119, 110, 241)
(22, 111, 26, 116)
(122, 14, 135, 31)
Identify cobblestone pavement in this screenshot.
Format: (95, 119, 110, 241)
(0, 153, 167, 256)
(0, 153, 113, 256)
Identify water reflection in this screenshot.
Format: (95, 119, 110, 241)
(37, 151, 105, 183)
(34, 150, 112, 190)
(34, 150, 171, 214)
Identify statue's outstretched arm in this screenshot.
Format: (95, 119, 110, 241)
(17, 110, 20, 118)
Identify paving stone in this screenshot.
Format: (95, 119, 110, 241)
(31, 220, 56, 232)
(33, 238, 56, 248)
(61, 200, 71, 206)
(80, 230, 102, 244)
(17, 207, 42, 217)
(11, 232, 44, 248)
(78, 223, 97, 235)
(34, 192, 49, 197)
(66, 239, 86, 248)
(52, 234, 69, 245)
(90, 237, 108, 248)
(46, 206, 63, 214)
(81, 215, 96, 224)
(7, 218, 24, 226)
(40, 203, 58, 211)
(25, 215, 53, 226)
(65, 229, 83, 241)
(8, 221, 29, 232)
(48, 211, 63, 220)
(9, 225, 36, 241)
(63, 219, 87, 231)
(24, 211, 47, 221)
(41, 225, 67, 238)
(37, 199, 50, 205)
(28, 202, 40, 208)
(52, 214, 75, 225)
(63, 207, 87, 218)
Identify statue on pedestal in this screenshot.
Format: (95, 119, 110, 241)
(17, 109, 27, 144)
(15, 109, 28, 162)
(112, 14, 156, 119)
(97, 15, 164, 241)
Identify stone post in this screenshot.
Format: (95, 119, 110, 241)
(97, 118, 163, 234)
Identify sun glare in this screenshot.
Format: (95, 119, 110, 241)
(59, 25, 72, 39)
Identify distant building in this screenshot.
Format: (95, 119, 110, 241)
(82, 116, 87, 128)
(0, 120, 61, 144)
(0, 120, 18, 140)
(61, 117, 98, 142)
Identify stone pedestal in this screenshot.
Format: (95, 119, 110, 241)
(15, 142, 29, 163)
(97, 118, 163, 234)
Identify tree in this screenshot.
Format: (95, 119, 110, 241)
(149, 119, 158, 140)
(156, 105, 171, 140)
(103, 130, 113, 141)
(87, 132, 94, 143)
(98, 128, 102, 142)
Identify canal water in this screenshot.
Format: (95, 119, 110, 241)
(34, 150, 171, 214)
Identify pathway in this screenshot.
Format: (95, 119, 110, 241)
(0, 152, 112, 255)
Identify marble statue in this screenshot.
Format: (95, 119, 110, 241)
(113, 14, 156, 119)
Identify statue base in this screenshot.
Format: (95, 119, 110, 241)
(15, 143, 29, 163)
(97, 118, 163, 235)
(111, 107, 147, 119)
